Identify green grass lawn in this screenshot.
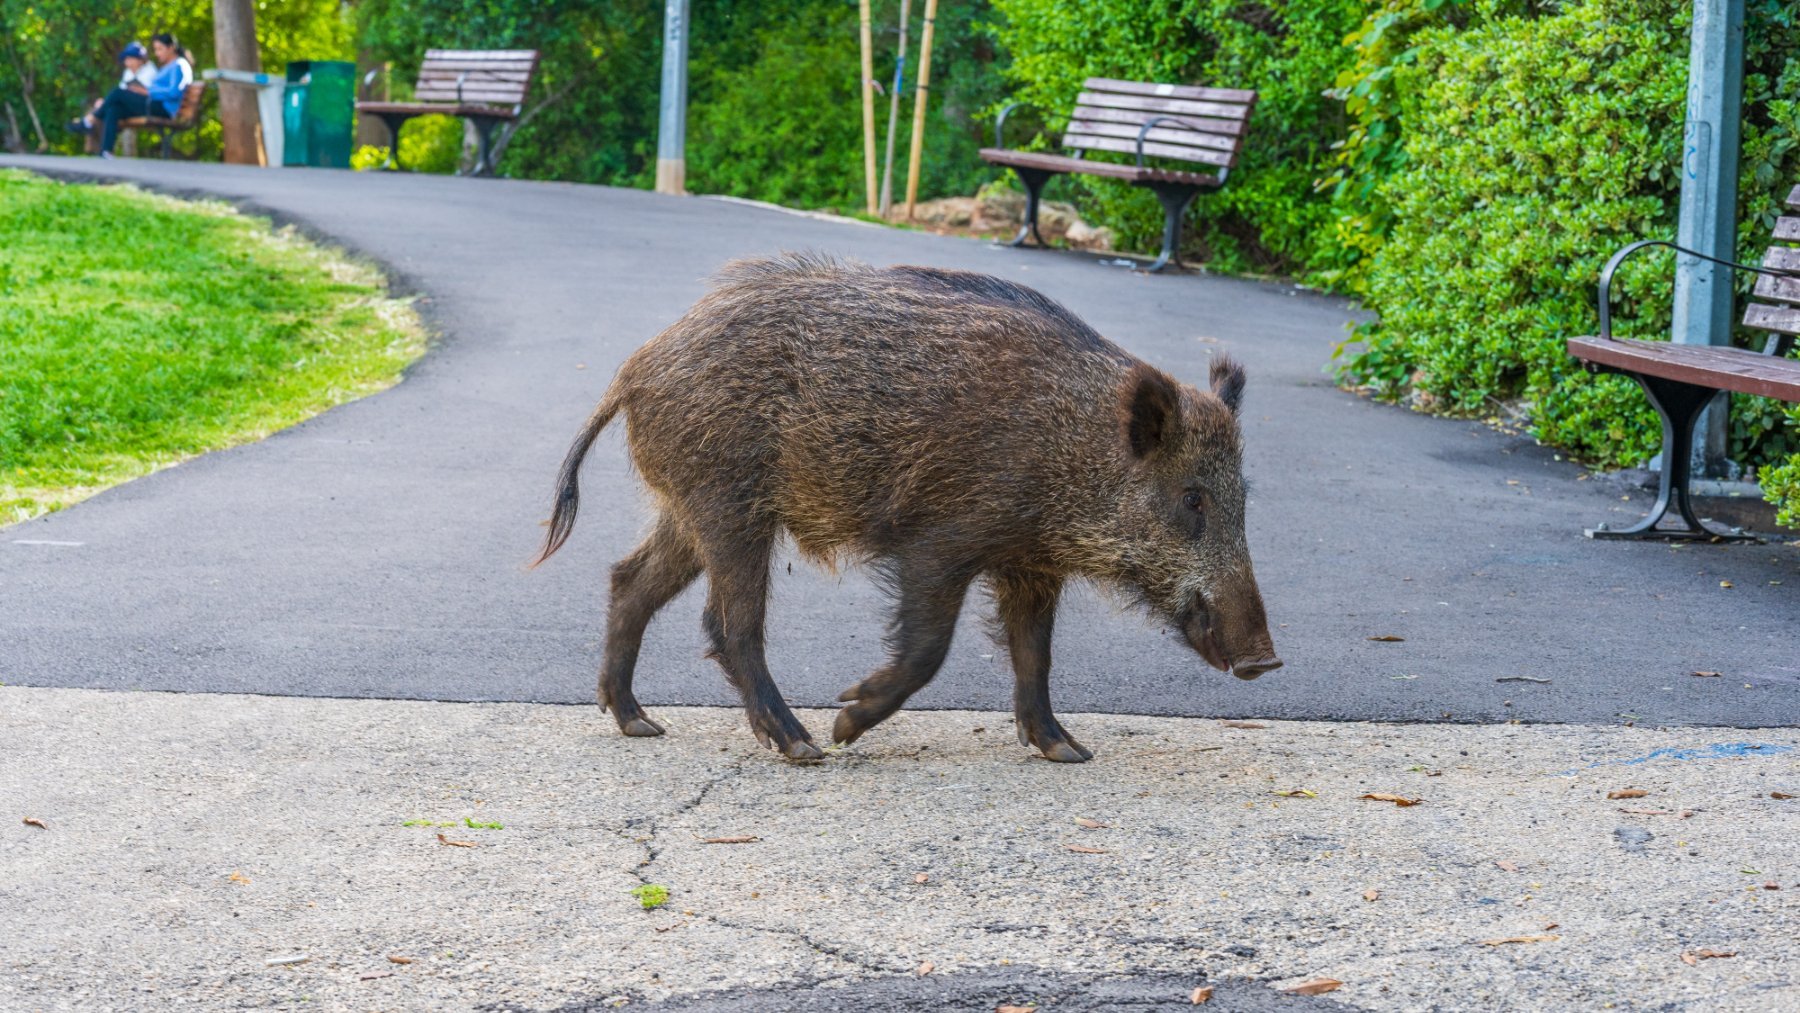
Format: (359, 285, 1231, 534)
(0, 170, 427, 523)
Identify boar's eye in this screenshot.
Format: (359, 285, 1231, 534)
(1182, 490, 1206, 537)
(1182, 490, 1203, 512)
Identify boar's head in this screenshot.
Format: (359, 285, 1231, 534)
(1106, 356, 1281, 681)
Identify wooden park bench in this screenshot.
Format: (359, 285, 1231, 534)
(105, 81, 208, 159)
(1567, 185, 1800, 541)
(979, 77, 1257, 272)
(357, 49, 539, 176)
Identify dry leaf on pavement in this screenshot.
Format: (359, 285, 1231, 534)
(1607, 789, 1648, 800)
(1495, 860, 1519, 873)
(997, 1006, 1037, 1013)
(1479, 934, 1559, 946)
(1363, 889, 1380, 902)
(359, 971, 394, 981)
(1772, 792, 1794, 800)
(436, 833, 477, 848)
(1367, 635, 1405, 642)
(1358, 793, 1422, 807)
(700, 836, 760, 844)
(1273, 789, 1317, 798)
(914, 873, 929, 884)
(1065, 844, 1109, 855)
(23, 817, 48, 829)
(1075, 817, 1109, 829)
(1681, 948, 1737, 965)
(1220, 721, 1267, 729)
(1691, 671, 1722, 678)
(387, 955, 414, 965)
(228, 870, 252, 885)
(1279, 978, 1343, 996)
(1191, 984, 1214, 1003)
(916, 961, 933, 976)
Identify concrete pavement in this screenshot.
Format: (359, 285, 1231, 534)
(3, 687, 1796, 1011)
(1, 155, 1796, 727)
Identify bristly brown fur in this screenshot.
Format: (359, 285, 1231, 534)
(536, 252, 1278, 761)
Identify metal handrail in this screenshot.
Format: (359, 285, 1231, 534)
(1598, 239, 1796, 341)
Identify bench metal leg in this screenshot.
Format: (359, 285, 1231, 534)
(1006, 167, 1054, 248)
(1587, 374, 1753, 541)
(1142, 182, 1200, 273)
(374, 113, 413, 170)
(462, 117, 503, 177)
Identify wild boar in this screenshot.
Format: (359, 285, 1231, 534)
(535, 253, 1279, 762)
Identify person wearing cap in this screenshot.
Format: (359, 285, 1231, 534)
(68, 43, 157, 136)
(71, 33, 193, 158)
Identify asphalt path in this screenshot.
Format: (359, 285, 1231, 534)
(3, 155, 1796, 728)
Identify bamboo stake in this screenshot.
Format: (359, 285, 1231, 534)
(902, 0, 939, 219)
(858, 0, 878, 215)
(878, 0, 912, 218)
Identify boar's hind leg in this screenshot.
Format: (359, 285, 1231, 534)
(601, 513, 703, 737)
(698, 529, 822, 761)
(992, 570, 1091, 762)
(832, 558, 977, 747)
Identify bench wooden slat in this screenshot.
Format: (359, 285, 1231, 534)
(418, 68, 534, 82)
(1075, 90, 1252, 121)
(1066, 117, 1240, 152)
(1744, 301, 1800, 335)
(357, 101, 519, 118)
(1082, 77, 1258, 104)
(1063, 132, 1235, 167)
(1567, 336, 1800, 401)
(978, 148, 1221, 186)
(1067, 104, 1248, 137)
(1752, 270, 1800, 306)
(423, 49, 538, 60)
(1786, 184, 1800, 211)
(1772, 216, 1800, 241)
(1762, 246, 1800, 272)
(414, 87, 531, 104)
(416, 60, 538, 75)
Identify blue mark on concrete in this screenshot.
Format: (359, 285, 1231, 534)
(1557, 742, 1793, 777)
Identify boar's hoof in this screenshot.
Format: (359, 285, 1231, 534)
(782, 739, 824, 762)
(619, 715, 666, 737)
(1039, 740, 1093, 764)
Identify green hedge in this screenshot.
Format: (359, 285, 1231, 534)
(1332, 0, 1800, 521)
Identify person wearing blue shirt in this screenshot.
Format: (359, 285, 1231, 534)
(78, 33, 193, 158)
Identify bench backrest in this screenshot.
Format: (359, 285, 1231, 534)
(1745, 184, 1800, 356)
(413, 49, 539, 109)
(1060, 77, 1256, 171)
(171, 82, 207, 125)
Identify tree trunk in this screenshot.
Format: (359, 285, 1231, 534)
(212, 0, 263, 165)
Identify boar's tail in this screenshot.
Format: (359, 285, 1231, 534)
(531, 389, 624, 567)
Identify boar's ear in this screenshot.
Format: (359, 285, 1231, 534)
(1122, 363, 1182, 459)
(1210, 355, 1246, 416)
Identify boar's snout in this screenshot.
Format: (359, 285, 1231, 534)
(1178, 588, 1281, 681)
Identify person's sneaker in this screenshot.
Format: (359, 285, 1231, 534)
(98, 150, 114, 159)
(65, 118, 90, 134)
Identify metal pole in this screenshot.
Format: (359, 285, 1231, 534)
(903, 0, 939, 219)
(859, 0, 878, 215)
(655, 0, 690, 195)
(1671, 0, 1744, 476)
(878, 0, 911, 217)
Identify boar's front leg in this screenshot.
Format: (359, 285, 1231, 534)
(991, 569, 1091, 763)
(698, 528, 822, 761)
(600, 512, 703, 737)
(832, 556, 977, 746)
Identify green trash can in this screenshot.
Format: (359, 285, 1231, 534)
(282, 60, 355, 168)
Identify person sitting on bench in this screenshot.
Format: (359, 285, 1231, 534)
(68, 42, 158, 137)
(79, 33, 192, 158)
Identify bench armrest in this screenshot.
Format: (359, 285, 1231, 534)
(1598, 239, 1796, 342)
(993, 101, 1034, 149)
(1135, 115, 1230, 185)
